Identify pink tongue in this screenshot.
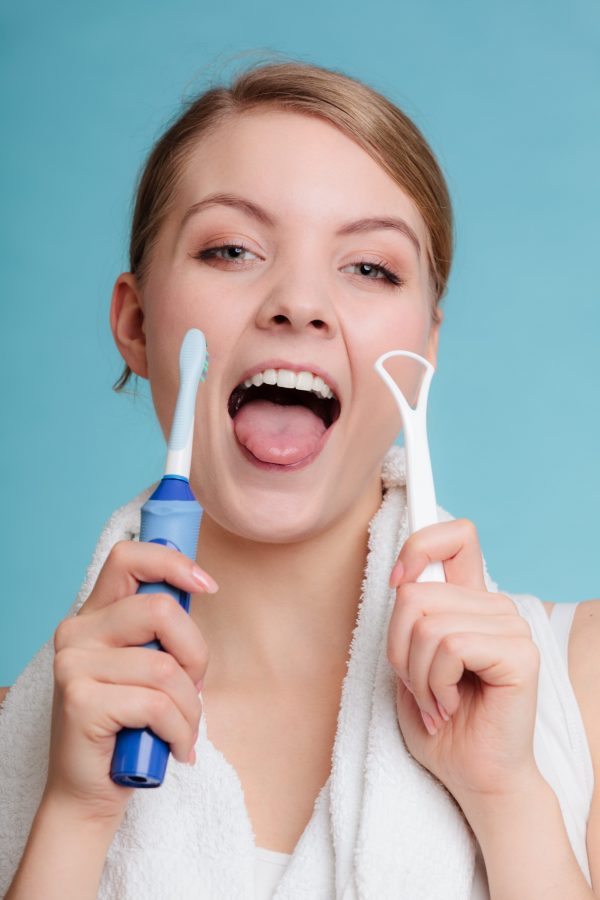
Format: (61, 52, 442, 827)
(233, 399, 326, 464)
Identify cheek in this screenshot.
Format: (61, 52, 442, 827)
(348, 301, 432, 437)
(142, 303, 191, 441)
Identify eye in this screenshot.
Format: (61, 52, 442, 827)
(342, 260, 404, 287)
(193, 242, 258, 264)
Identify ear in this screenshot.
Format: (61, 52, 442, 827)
(110, 273, 148, 379)
(425, 307, 443, 369)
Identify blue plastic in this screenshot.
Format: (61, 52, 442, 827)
(110, 475, 203, 788)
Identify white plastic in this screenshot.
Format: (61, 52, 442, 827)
(374, 350, 445, 583)
(165, 329, 208, 478)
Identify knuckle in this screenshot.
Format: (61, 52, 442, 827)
(62, 678, 91, 716)
(457, 518, 479, 542)
(516, 616, 532, 638)
(395, 582, 419, 608)
(152, 652, 179, 686)
(107, 540, 130, 568)
(497, 593, 518, 614)
(54, 617, 77, 652)
(148, 689, 171, 719)
(53, 620, 69, 652)
(440, 631, 464, 656)
(53, 647, 79, 686)
(150, 593, 178, 625)
(412, 616, 439, 642)
(400, 533, 428, 565)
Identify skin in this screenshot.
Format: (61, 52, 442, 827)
(110, 108, 441, 685)
(6, 109, 599, 900)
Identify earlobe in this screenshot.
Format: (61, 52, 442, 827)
(427, 308, 443, 369)
(110, 273, 149, 379)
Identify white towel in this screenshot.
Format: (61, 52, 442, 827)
(1, 446, 503, 898)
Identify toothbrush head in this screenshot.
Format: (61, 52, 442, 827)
(179, 328, 209, 388)
(165, 329, 209, 478)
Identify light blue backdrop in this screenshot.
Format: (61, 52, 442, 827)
(1, 0, 598, 684)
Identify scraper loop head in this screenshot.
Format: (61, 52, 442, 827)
(374, 349, 434, 425)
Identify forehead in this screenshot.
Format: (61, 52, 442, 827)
(172, 109, 429, 243)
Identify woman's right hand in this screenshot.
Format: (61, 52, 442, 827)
(44, 540, 217, 824)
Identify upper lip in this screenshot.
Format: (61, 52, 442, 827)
(233, 359, 341, 400)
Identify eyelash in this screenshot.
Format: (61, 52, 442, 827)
(193, 242, 405, 288)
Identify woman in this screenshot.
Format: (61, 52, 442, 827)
(2, 60, 598, 899)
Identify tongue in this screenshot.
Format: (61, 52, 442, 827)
(233, 399, 326, 465)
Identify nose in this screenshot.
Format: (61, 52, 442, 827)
(254, 272, 338, 339)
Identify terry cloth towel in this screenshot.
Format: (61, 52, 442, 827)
(0, 446, 591, 898)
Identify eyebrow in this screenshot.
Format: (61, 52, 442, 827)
(180, 192, 421, 257)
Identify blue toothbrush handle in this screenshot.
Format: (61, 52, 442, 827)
(110, 478, 202, 788)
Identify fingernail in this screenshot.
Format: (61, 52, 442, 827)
(389, 561, 404, 588)
(436, 699, 450, 722)
(421, 709, 438, 736)
(192, 567, 219, 593)
(187, 748, 197, 766)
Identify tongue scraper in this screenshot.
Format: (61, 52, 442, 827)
(374, 350, 445, 584)
(110, 328, 208, 787)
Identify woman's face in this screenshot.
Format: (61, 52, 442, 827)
(116, 109, 441, 542)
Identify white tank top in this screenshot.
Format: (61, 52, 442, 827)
(254, 600, 594, 899)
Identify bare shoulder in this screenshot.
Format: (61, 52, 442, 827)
(567, 599, 600, 743)
(565, 599, 600, 890)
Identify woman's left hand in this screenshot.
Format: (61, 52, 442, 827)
(387, 518, 541, 808)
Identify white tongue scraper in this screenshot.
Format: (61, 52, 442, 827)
(374, 350, 445, 583)
(110, 328, 208, 787)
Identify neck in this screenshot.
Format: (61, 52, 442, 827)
(191, 475, 384, 687)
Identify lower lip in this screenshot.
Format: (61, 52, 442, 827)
(231, 420, 336, 472)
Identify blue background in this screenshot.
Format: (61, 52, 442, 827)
(1, 0, 598, 684)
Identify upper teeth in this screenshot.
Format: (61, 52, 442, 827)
(243, 368, 335, 400)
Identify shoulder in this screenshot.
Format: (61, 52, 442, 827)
(566, 599, 600, 745)
(564, 599, 600, 888)
(533, 598, 600, 767)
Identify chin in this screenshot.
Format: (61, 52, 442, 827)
(218, 486, 333, 545)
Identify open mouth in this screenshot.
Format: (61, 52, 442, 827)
(228, 368, 341, 467)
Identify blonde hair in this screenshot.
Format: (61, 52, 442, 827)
(115, 59, 452, 391)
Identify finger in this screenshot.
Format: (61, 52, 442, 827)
(387, 582, 516, 686)
(390, 519, 485, 590)
(79, 540, 218, 614)
(54, 645, 204, 737)
(55, 593, 209, 688)
(65, 679, 199, 764)
(406, 613, 532, 726)
(395, 677, 428, 742)
(427, 632, 540, 724)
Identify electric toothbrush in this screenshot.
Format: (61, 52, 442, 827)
(110, 328, 208, 787)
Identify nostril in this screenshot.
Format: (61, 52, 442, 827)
(270, 314, 328, 329)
